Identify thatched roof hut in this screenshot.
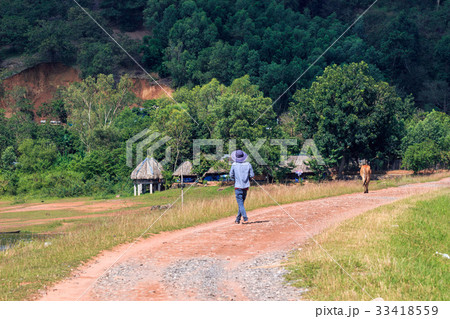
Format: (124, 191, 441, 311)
(205, 165, 229, 175)
(203, 160, 231, 181)
(131, 157, 164, 180)
(131, 158, 164, 195)
(281, 155, 313, 173)
(205, 158, 232, 175)
(173, 161, 196, 177)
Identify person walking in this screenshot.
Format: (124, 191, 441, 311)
(230, 150, 254, 224)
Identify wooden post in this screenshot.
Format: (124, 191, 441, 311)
(138, 183, 142, 196)
(150, 183, 153, 194)
(134, 183, 137, 196)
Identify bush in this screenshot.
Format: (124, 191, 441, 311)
(17, 139, 59, 173)
(402, 111, 450, 153)
(41, 170, 85, 197)
(402, 140, 441, 173)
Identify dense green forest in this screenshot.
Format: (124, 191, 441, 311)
(0, 0, 449, 198)
(1, 0, 448, 112)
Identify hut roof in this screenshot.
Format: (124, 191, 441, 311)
(130, 157, 164, 180)
(206, 161, 231, 174)
(281, 155, 313, 173)
(173, 161, 195, 176)
(206, 166, 228, 174)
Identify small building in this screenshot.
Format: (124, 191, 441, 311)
(204, 163, 231, 181)
(281, 155, 314, 179)
(173, 161, 197, 183)
(130, 157, 164, 196)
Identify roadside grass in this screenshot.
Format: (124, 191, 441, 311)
(285, 188, 450, 301)
(371, 172, 450, 189)
(0, 172, 448, 300)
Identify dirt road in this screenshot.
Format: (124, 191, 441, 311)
(38, 178, 450, 301)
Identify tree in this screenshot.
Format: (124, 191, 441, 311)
(141, 36, 164, 71)
(63, 74, 136, 152)
(36, 123, 76, 156)
(0, 110, 14, 155)
(71, 148, 128, 181)
(279, 112, 301, 138)
(402, 111, 450, 153)
(174, 75, 279, 144)
(17, 139, 58, 173)
(402, 140, 441, 173)
(305, 147, 327, 182)
(151, 102, 192, 171)
(142, 0, 386, 113)
(100, 0, 147, 32)
(0, 15, 30, 51)
(418, 81, 449, 114)
(191, 153, 215, 181)
(174, 75, 284, 178)
(77, 43, 117, 78)
(26, 20, 75, 64)
(2, 86, 36, 143)
(4, 86, 34, 121)
(1, 146, 16, 171)
(289, 62, 412, 176)
(36, 99, 68, 123)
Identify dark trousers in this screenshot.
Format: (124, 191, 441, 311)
(235, 188, 248, 222)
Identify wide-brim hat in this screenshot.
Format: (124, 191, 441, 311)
(231, 150, 248, 163)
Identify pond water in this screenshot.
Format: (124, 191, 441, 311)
(0, 233, 49, 251)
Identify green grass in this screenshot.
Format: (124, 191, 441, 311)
(0, 173, 448, 300)
(16, 221, 65, 233)
(0, 209, 100, 221)
(285, 188, 450, 301)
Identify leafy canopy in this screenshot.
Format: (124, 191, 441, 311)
(289, 61, 412, 167)
(63, 74, 136, 152)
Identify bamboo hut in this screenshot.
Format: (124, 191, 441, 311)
(173, 161, 197, 183)
(281, 155, 314, 179)
(204, 162, 231, 181)
(130, 157, 164, 196)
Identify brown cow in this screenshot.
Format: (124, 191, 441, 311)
(360, 164, 371, 193)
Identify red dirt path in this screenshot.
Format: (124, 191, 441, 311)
(38, 178, 450, 301)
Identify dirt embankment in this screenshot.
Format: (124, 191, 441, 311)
(1, 63, 173, 119)
(131, 78, 173, 100)
(0, 63, 80, 117)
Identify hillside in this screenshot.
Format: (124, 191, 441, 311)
(0, 62, 172, 120)
(1, 0, 449, 113)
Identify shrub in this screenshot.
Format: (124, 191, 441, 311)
(41, 170, 85, 197)
(402, 140, 441, 173)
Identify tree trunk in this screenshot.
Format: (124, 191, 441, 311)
(338, 155, 346, 180)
